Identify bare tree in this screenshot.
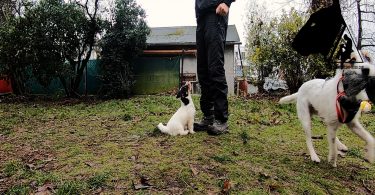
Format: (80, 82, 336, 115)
(67, 0, 102, 96)
(340, 0, 375, 52)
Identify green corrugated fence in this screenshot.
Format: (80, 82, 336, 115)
(15, 57, 181, 95)
(133, 56, 180, 95)
(26, 60, 102, 95)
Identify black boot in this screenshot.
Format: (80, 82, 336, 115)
(194, 116, 214, 131)
(207, 120, 229, 135)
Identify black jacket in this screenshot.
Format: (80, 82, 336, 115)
(195, 0, 235, 18)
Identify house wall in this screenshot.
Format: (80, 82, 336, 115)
(181, 47, 235, 95)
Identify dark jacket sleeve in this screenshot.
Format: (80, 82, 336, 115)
(222, 0, 235, 7)
(196, 0, 235, 18)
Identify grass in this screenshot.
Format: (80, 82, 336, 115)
(0, 95, 375, 194)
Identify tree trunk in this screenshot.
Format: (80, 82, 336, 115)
(10, 69, 25, 95)
(356, 0, 362, 50)
(71, 35, 95, 96)
(59, 76, 70, 97)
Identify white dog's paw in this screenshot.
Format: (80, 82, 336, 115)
(311, 155, 321, 163)
(328, 156, 338, 167)
(189, 130, 195, 134)
(364, 151, 375, 163)
(179, 131, 189, 136)
(337, 144, 348, 152)
(338, 150, 346, 157)
(327, 158, 337, 167)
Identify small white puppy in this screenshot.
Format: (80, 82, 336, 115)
(157, 82, 196, 136)
(279, 52, 375, 167)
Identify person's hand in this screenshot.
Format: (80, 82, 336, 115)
(216, 3, 229, 16)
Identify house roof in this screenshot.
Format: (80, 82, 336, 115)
(147, 25, 241, 46)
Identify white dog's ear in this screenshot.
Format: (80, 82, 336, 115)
(187, 81, 192, 91)
(361, 50, 373, 64)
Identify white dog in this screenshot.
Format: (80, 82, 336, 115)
(279, 51, 375, 167)
(157, 82, 196, 136)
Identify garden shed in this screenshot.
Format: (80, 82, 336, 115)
(133, 25, 241, 95)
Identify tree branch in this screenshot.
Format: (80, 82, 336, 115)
(362, 19, 375, 23)
(360, 10, 375, 15)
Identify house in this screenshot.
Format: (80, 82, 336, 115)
(234, 45, 252, 78)
(133, 25, 241, 95)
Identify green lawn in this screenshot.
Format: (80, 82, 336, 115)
(0, 95, 375, 194)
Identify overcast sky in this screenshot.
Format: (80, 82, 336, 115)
(135, 0, 304, 43)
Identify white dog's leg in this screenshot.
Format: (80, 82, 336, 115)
(347, 120, 375, 163)
(175, 124, 188, 136)
(336, 137, 348, 152)
(327, 124, 339, 167)
(180, 130, 189, 135)
(188, 119, 195, 134)
(336, 137, 348, 157)
(297, 101, 320, 163)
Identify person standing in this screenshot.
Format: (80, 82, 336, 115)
(194, 0, 235, 135)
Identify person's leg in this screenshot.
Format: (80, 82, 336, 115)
(205, 13, 229, 124)
(195, 15, 214, 131)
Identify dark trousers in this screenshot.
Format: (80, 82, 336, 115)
(196, 13, 229, 122)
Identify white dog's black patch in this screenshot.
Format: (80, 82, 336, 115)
(177, 84, 190, 105)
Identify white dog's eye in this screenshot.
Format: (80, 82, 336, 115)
(365, 56, 371, 62)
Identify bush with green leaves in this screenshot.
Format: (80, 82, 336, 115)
(245, 5, 332, 93)
(0, 0, 104, 96)
(99, 0, 150, 98)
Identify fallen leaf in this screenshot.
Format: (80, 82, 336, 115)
(35, 183, 54, 195)
(207, 191, 216, 195)
(232, 151, 239, 156)
(133, 183, 152, 190)
(93, 187, 103, 194)
(35, 164, 46, 170)
(190, 165, 199, 176)
(26, 163, 35, 170)
(43, 157, 54, 163)
(362, 179, 373, 194)
(269, 183, 282, 192)
(133, 176, 153, 190)
(221, 180, 231, 194)
(85, 161, 95, 167)
(258, 172, 271, 182)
